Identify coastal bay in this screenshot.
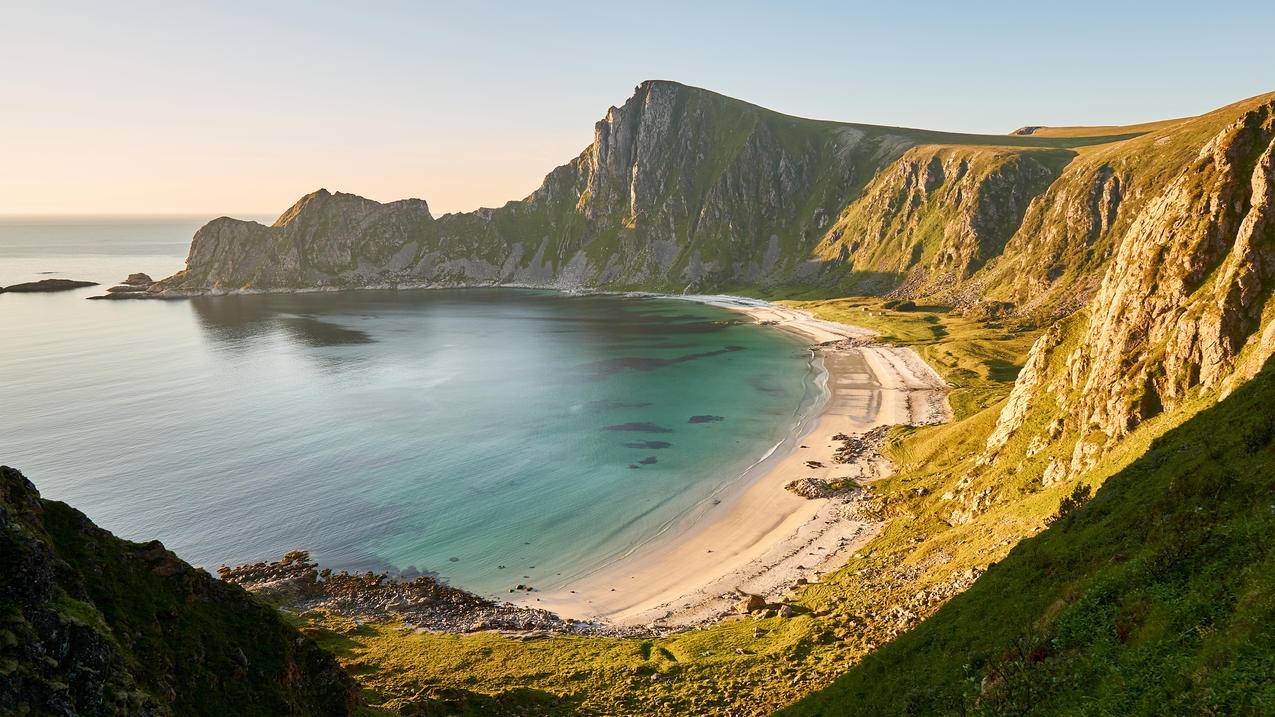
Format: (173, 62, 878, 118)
(0, 228, 828, 603)
(518, 300, 951, 627)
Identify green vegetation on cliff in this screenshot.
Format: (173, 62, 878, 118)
(155, 80, 1174, 298)
(783, 356, 1275, 716)
(0, 466, 358, 716)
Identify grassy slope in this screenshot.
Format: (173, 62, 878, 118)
(1010, 117, 1190, 138)
(294, 301, 1042, 716)
(661, 81, 1160, 151)
(977, 90, 1275, 320)
(781, 357, 1275, 716)
(0, 467, 359, 716)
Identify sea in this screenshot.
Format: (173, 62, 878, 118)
(0, 216, 819, 597)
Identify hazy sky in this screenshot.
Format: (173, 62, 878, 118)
(3, 1, 1273, 217)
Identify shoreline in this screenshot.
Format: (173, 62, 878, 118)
(160, 283, 952, 633)
(507, 296, 951, 629)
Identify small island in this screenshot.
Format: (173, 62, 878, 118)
(0, 278, 99, 293)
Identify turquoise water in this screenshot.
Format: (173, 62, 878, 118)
(0, 218, 817, 597)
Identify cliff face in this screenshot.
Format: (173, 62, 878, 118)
(158, 81, 906, 292)
(157, 82, 1275, 491)
(0, 466, 358, 717)
(813, 145, 1067, 296)
(979, 96, 1275, 482)
(158, 191, 438, 291)
(157, 80, 1129, 295)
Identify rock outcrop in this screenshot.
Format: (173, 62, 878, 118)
(979, 96, 1275, 484)
(815, 145, 1065, 297)
(1, 278, 98, 293)
(218, 550, 622, 636)
(0, 466, 358, 716)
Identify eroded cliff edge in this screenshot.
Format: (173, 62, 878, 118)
(0, 466, 358, 716)
(153, 80, 1136, 298)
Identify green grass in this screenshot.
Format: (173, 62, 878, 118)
(297, 610, 845, 715)
(1, 466, 360, 716)
(785, 297, 1039, 417)
(781, 356, 1275, 716)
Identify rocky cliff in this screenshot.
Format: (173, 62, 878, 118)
(154, 80, 1131, 295)
(156, 81, 1275, 506)
(813, 145, 1068, 296)
(978, 95, 1275, 483)
(0, 466, 358, 716)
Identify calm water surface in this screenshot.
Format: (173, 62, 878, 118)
(0, 218, 816, 596)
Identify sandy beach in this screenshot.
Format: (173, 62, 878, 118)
(513, 296, 950, 628)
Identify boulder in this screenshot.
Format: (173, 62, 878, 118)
(735, 593, 767, 613)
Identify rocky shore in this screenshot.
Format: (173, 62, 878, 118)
(0, 278, 98, 293)
(219, 551, 651, 638)
(87, 272, 159, 300)
(219, 549, 832, 638)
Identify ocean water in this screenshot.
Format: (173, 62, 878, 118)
(0, 217, 818, 597)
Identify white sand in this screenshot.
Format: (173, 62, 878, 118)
(512, 296, 950, 628)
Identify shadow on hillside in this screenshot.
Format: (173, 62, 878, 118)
(779, 354, 1275, 715)
(750, 270, 905, 301)
(985, 358, 1020, 383)
(397, 686, 587, 716)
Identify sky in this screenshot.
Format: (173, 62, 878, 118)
(3, 1, 1273, 217)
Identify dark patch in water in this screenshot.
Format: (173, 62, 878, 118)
(623, 441, 673, 449)
(638, 456, 658, 465)
(390, 565, 443, 582)
(585, 345, 746, 377)
(748, 375, 788, 396)
(584, 399, 654, 412)
(279, 316, 375, 346)
(604, 422, 674, 433)
(628, 464, 641, 469)
(688, 415, 725, 424)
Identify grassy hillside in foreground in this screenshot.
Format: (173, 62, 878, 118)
(0, 466, 360, 716)
(781, 356, 1275, 716)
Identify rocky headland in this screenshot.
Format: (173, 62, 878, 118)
(88, 272, 159, 300)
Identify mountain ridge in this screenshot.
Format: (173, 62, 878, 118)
(153, 80, 1182, 298)
(152, 81, 1275, 481)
